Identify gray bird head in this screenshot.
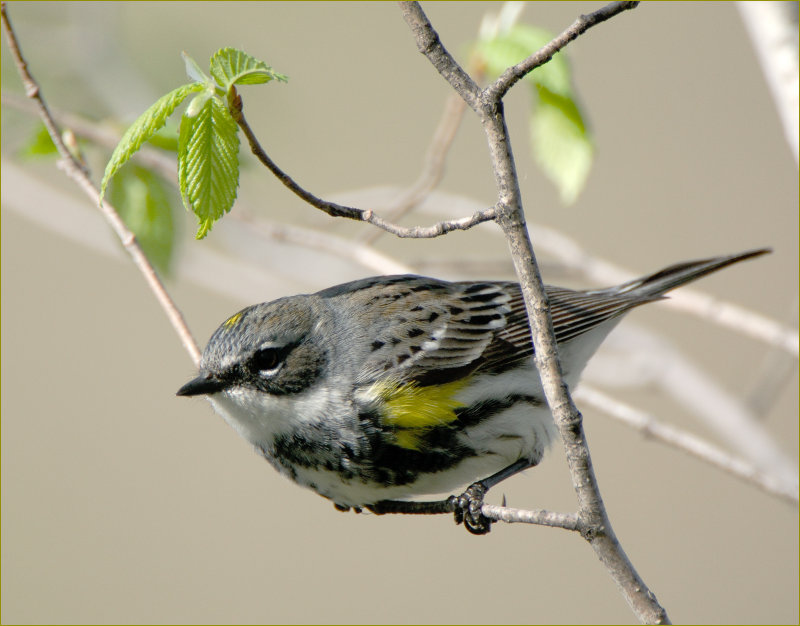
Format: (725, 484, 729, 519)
(177, 296, 329, 398)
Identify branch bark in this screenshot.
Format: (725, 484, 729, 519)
(399, 2, 668, 623)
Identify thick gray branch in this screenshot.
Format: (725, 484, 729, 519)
(399, 2, 668, 623)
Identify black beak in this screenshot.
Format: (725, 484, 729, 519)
(176, 374, 228, 397)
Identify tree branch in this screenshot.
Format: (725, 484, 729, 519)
(486, 1, 640, 101)
(229, 90, 499, 238)
(3, 3, 790, 622)
(575, 385, 799, 504)
(397, 2, 483, 111)
(398, 2, 668, 623)
(0, 2, 202, 366)
(480, 504, 581, 530)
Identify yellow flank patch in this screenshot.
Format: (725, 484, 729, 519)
(393, 429, 425, 451)
(223, 311, 244, 329)
(374, 378, 469, 450)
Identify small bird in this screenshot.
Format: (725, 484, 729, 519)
(178, 248, 768, 533)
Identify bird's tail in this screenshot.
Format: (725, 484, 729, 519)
(609, 248, 771, 298)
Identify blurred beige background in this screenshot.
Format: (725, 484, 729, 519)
(2, 2, 797, 624)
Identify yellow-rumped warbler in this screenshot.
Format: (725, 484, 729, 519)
(178, 249, 768, 533)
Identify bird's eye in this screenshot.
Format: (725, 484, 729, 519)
(251, 346, 284, 376)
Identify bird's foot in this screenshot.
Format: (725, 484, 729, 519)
(343, 484, 493, 535)
(453, 481, 492, 535)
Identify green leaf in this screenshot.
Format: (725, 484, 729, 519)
(19, 123, 59, 158)
(209, 47, 288, 91)
(178, 95, 240, 239)
(475, 23, 593, 204)
(530, 85, 593, 205)
(108, 165, 175, 274)
(100, 82, 204, 202)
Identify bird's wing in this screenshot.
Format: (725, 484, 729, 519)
(345, 276, 657, 387)
(351, 278, 517, 386)
(344, 249, 770, 390)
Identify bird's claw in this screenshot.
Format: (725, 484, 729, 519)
(452, 482, 492, 535)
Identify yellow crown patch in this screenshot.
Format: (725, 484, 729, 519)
(223, 311, 244, 329)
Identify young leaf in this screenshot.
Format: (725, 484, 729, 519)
(178, 95, 239, 239)
(100, 82, 204, 202)
(530, 85, 593, 205)
(108, 165, 175, 274)
(209, 47, 288, 91)
(474, 23, 593, 204)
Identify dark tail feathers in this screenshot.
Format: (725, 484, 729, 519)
(612, 248, 771, 298)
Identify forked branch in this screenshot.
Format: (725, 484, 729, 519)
(398, 2, 668, 624)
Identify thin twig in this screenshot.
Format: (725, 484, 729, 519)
(228, 90, 498, 238)
(3, 92, 424, 278)
(0, 2, 201, 366)
(486, 1, 640, 101)
(575, 386, 799, 504)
